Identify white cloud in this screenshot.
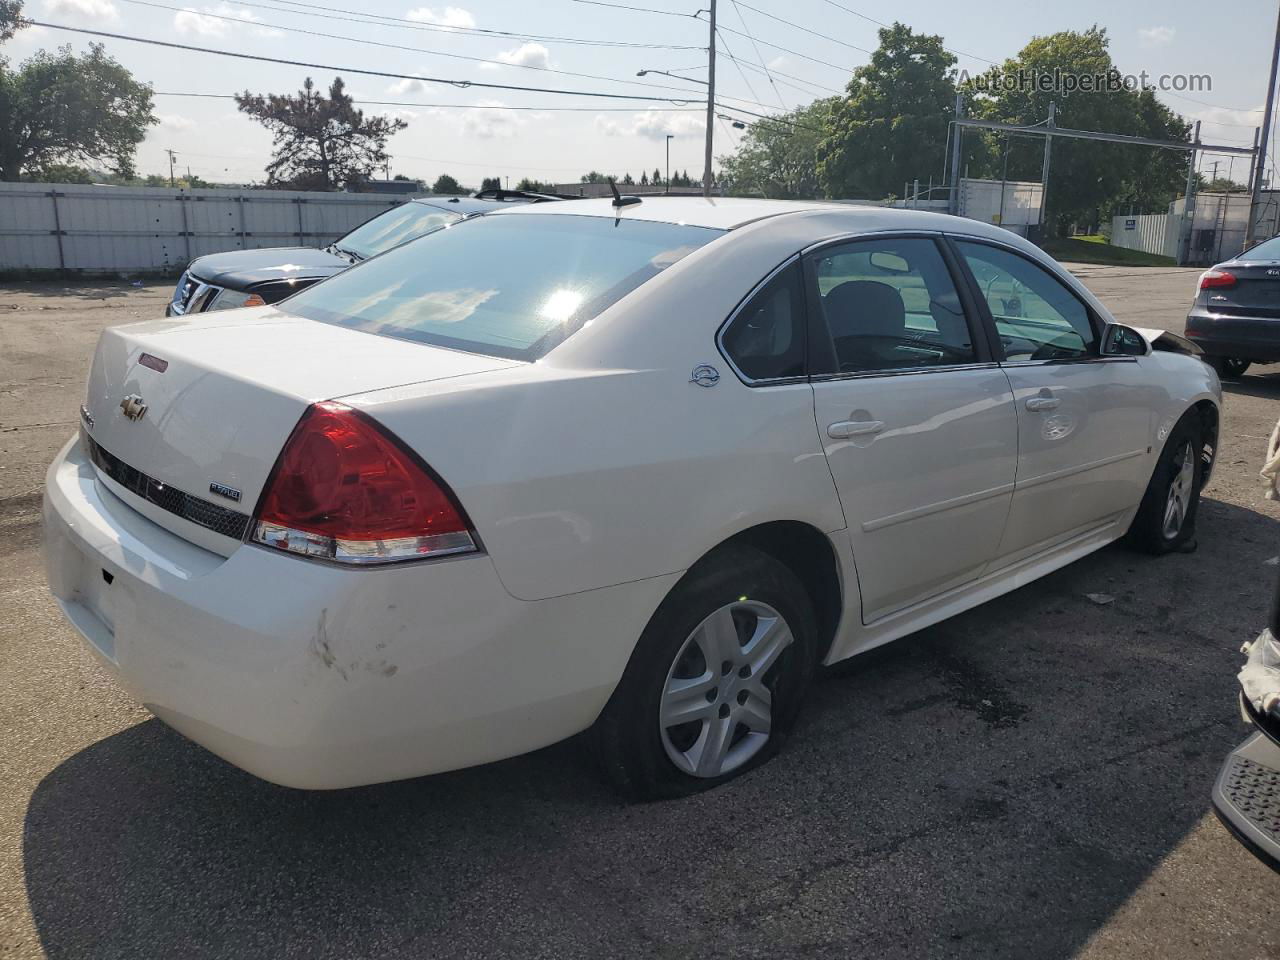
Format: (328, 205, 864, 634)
(766, 56, 787, 71)
(458, 100, 524, 139)
(44, 0, 118, 19)
(596, 110, 705, 141)
(387, 75, 429, 96)
(494, 42, 550, 69)
(157, 114, 195, 131)
(1138, 26, 1175, 47)
(173, 4, 282, 38)
(405, 5, 475, 30)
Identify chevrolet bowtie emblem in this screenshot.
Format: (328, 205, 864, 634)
(119, 394, 148, 422)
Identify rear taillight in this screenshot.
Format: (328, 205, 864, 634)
(1199, 270, 1237, 290)
(251, 402, 477, 565)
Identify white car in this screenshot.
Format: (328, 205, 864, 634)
(44, 198, 1221, 799)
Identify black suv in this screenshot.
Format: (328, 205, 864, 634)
(166, 190, 564, 316)
(1184, 234, 1280, 378)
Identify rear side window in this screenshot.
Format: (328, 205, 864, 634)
(808, 237, 975, 374)
(1240, 236, 1280, 260)
(339, 203, 463, 260)
(282, 214, 722, 361)
(721, 261, 806, 381)
(955, 241, 1097, 361)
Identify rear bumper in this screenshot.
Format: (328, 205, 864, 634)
(43, 435, 674, 788)
(1184, 310, 1280, 361)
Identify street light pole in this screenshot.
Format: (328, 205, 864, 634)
(703, 0, 716, 198)
(666, 134, 673, 194)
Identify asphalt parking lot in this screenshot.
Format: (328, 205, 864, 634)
(2, 267, 1280, 959)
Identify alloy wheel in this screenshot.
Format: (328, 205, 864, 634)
(658, 600, 793, 778)
(1162, 441, 1195, 540)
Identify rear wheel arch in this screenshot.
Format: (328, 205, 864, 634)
(687, 521, 845, 664)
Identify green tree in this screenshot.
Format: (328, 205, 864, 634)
(235, 77, 406, 191)
(819, 24, 957, 200)
(515, 177, 545, 191)
(23, 162, 93, 183)
(719, 100, 835, 199)
(970, 27, 1190, 233)
(480, 176, 501, 191)
(0, 43, 156, 181)
(580, 170, 609, 183)
(639, 170, 649, 186)
(621, 171, 634, 185)
(652, 167, 662, 185)
(1, 0, 23, 41)
(432, 173, 463, 194)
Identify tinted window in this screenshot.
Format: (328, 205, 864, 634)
(283, 214, 722, 361)
(955, 241, 1096, 361)
(338, 203, 463, 260)
(1240, 236, 1280, 260)
(721, 261, 806, 381)
(808, 237, 974, 374)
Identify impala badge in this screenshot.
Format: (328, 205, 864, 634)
(209, 481, 242, 503)
(690, 364, 721, 388)
(119, 394, 148, 422)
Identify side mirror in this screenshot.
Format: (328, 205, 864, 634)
(1100, 323, 1150, 357)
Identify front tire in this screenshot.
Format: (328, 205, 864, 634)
(590, 545, 817, 801)
(1127, 412, 1205, 554)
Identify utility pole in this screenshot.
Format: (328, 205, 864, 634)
(1039, 102, 1055, 238)
(1247, 2, 1280, 247)
(702, 0, 716, 198)
(949, 92, 964, 214)
(165, 148, 178, 188)
(666, 134, 673, 194)
(1181, 120, 1201, 265)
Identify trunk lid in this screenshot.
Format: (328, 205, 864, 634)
(1201, 261, 1280, 316)
(82, 306, 517, 555)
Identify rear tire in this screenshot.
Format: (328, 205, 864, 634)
(1127, 412, 1205, 554)
(590, 545, 817, 801)
(1206, 356, 1251, 379)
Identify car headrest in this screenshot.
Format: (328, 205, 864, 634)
(823, 280, 907, 339)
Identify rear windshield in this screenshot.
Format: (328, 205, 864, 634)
(282, 214, 723, 361)
(1240, 236, 1280, 261)
(338, 202, 464, 260)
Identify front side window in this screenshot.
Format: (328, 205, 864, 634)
(721, 261, 806, 381)
(282, 214, 723, 361)
(807, 237, 975, 374)
(337, 203, 463, 260)
(955, 241, 1097, 361)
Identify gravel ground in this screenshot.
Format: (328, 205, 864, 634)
(1, 267, 1279, 960)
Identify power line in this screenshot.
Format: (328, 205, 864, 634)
(154, 91, 706, 112)
(727, 0, 788, 111)
(28, 20, 720, 104)
(715, 27, 767, 109)
(232, 0, 707, 49)
(727, 0, 872, 55)
(812, 0, 995, 64)
(115, 0, 731, 99)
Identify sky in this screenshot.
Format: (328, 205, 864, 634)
(3, 0, 1278, 190)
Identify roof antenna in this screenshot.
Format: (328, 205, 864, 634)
(609, 178, 641, 208)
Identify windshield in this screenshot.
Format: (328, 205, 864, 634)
(1240, 236, 1280, 261)
(282, 214, 724, 361)
(336, 202, 464, 260)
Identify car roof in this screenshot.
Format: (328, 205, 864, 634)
(489, 195, 1017, 238)
(411, 196, 535, 215)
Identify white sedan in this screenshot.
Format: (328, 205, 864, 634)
(44, 198, 1221, 799)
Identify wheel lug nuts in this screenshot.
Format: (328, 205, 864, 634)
(737, 690, 748, 705)
(721, 660, 733, 676)
(718, 703, 731, 718)
(706, 688, 718, 703)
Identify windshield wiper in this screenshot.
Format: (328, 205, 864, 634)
(326, 242, 363, 263)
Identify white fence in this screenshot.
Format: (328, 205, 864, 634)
(1109, 214, 1178, 260)
(0, 182, 417, 274)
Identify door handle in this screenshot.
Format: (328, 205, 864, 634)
(1025, 397, 1061, 412)
(827, 420, 884, 440)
